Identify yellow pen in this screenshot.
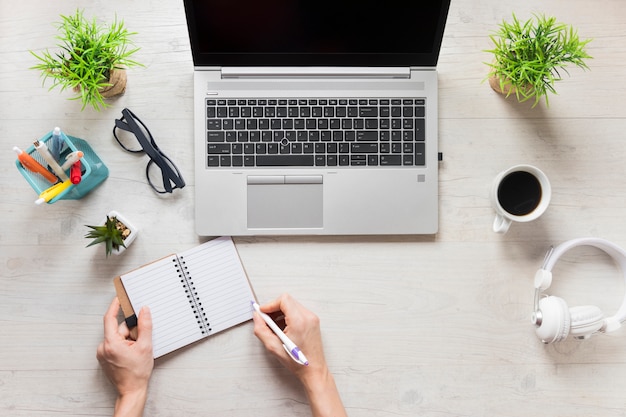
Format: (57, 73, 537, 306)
(35, 179, 72, 205)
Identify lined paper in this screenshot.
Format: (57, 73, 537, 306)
(120, 237, 254, 358)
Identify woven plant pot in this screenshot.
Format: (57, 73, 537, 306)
(489, 74, 516, 95)
(72, 68, 127, 99)
(99, 68, 127, 98)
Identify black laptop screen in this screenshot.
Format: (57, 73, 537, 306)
(183, 0, 450, 67)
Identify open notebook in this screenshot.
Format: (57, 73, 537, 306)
(113, 236, 255, 358)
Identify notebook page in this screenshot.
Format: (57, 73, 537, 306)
(179, 236, 255, 335)
(120, 256, 206, 358)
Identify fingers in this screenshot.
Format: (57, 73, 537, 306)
(253, 311, 285, 352)
(262, 294, 309, 331)
(260, 293, 295, 315)
(96, 341, 105, 362)
(118, 321, 131, 339)
(135, 306, 153, 351)
(252, 311, 276, 342)
(103, 297, 121, 340)
(102, 298, 151, 347)
(254, 294, 306, 354)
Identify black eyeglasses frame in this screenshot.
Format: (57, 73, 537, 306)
(113, 108, 186, 194)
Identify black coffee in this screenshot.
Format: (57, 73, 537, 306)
(497, 171, 542, 216)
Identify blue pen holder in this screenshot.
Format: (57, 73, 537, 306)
(15, 131, 109, 204)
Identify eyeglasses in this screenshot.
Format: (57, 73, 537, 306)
(113, 108, 186, 194)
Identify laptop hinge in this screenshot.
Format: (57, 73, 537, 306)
(221, 67, 411, 79)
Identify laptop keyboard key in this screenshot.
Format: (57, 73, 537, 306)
(415, 143, 426, 166)
(359, 107, 378, 117)
(380, 155, 402, 165)
(356, 131, 378, 141)
(365, 119, 378, 129)
(256, 155, 315, 166)
(352, 143, 378, 153)
(351, 155, 367, 166)
(208, 144, 231, 154)
(415, 119, 425, 141)
(207, 120, 222, 130)
(208, 131, 225, 142)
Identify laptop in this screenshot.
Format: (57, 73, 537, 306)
(182, 0, 450, 236)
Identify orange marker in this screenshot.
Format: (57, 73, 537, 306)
(13, 146, 58, 184)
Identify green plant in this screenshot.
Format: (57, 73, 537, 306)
(485, 13, 592, 107)
(85, 216, 128, 257)
(30, 9, 141, 111)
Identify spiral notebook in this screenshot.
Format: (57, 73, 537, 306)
(113, 236, 255, 358)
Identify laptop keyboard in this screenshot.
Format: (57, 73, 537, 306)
(206, 98, 426, 168)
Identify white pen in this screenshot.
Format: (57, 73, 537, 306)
(33, 140, 69, 181)
(252, 301, 309, 366)
(60, 150, 84, 171)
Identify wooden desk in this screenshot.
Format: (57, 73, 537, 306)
(2, 1, 626, 415)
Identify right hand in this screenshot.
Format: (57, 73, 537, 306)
(252, 293, 327, 383)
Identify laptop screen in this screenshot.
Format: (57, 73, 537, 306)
(183, 0, 451, 67)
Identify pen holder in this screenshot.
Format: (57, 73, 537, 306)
(15, 131, 109, 204)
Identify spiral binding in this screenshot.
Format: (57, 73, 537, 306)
(175, 256, 212, 333)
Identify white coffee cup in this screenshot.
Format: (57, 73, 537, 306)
(491, 164, 551, 234)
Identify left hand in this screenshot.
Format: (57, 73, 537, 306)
(96, 298, 154, 401)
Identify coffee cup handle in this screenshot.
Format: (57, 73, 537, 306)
(493, 214, 511, 234)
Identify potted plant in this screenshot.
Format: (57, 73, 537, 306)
(85, 210, 138, 257)
(485, 13, 592, 107)
(30, 9, 142, 111)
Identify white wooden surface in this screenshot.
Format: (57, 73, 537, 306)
(2, 1, 626, 416)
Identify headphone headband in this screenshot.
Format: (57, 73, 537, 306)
(535, 237, 626, 333)
(543, 237, 626, 273)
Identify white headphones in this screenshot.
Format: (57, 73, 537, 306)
(532, 237, 626, 344)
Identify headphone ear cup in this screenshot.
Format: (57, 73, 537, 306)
(569, 305, 604, 338)
(536, 296, 571, 343)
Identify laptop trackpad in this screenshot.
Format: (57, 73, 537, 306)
(247, 176, 323, 229)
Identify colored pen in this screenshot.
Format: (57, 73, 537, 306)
(48, 127, 64, 162)
(60, 150, 84, 171)
(33, 140, 69, 181)
(35, 179, 72, 205)
(70, 160, 82, 184)
(13, 146, 58, 184)
(252, 301, 309, 366)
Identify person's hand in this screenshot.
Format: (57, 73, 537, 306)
(96, 297, 154, 417)
(253, 294, 347, 417)
(253, 293, 326, 381)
